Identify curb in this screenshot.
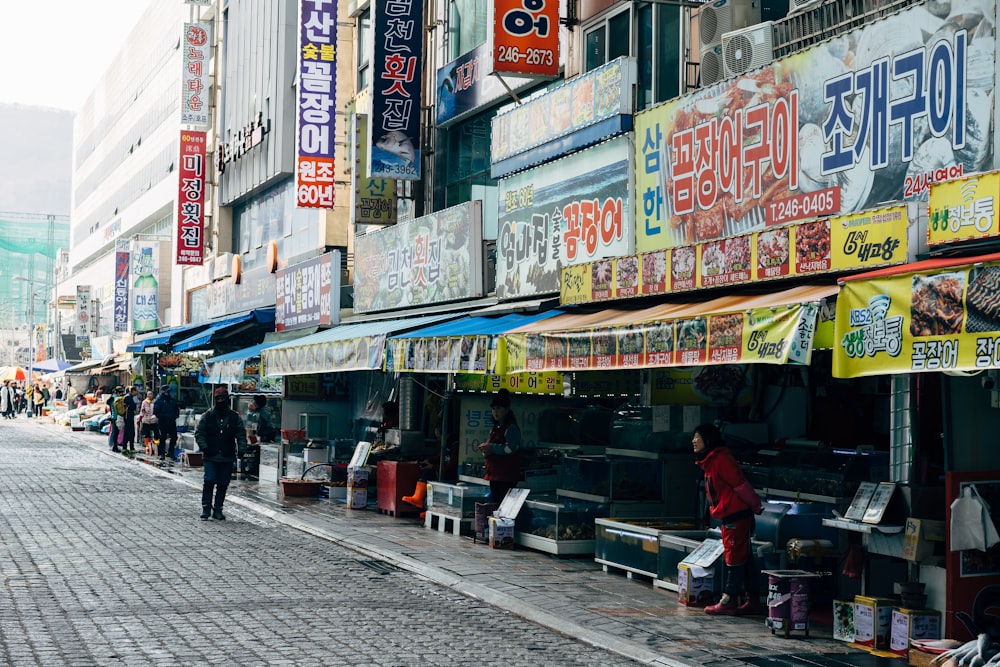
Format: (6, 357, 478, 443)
(52, 422, 690, 666)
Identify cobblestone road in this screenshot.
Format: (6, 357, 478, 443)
(0, 421, 636, 666)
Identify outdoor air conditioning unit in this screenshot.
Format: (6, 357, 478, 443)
(700, 0, 761, 48)
(699, 45, 726, 86)
(723, 22, 775, 79)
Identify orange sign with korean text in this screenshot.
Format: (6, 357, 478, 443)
(492, 0, 559, 77)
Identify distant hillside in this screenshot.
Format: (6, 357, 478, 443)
(0, 104, 73, 216)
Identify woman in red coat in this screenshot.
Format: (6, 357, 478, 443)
(477, 389, 522, 502)
(694, 423, 764, 616)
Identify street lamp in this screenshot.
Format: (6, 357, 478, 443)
(13, 276, 35, 417)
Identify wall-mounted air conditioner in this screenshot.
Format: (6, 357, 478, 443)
(722, 21, 775, 79)
(699, 45, 726, 86)
(700, 0, 761, 48)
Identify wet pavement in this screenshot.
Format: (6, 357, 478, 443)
(39, 418, 910, 666)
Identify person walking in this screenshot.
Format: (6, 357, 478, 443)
(137, 390, 159, 454)
(194, 387, 248, 520)
(153, 385, 180, 461)
(118, 386, 140, 450)
(108, 386, 125, 452)
(32, 384, 45, 418)
(0, 380, 11, 419)
(693, 423, 764, 616)
(476, 389, 522, 503)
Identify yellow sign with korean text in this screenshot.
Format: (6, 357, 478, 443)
(928, 170, 1000, 246)
(833, 260, 1000, 378)
(560, 264, 590, 304)
(453, 371, 564, 395)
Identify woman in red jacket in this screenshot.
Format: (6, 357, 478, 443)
(694, 423, 764, 616)
(477, 389, 522, 502)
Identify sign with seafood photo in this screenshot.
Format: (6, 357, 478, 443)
(561, 204, 910, 304)
(386, 335, 496, 373)
(635, 0, 995, 252)
(501, 301, 821, 373)
(928, 170, 1000, 246)
(497, 137, 634, 300)
(833, 256, 1000, 378)
(353, 201, 483, 313)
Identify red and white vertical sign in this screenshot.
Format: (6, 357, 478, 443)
(181, 22, 212, 126)
(294, 0, 338, 208)
(177, 130, 207, 266)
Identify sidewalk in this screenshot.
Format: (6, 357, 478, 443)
(55, 422, 906, 667)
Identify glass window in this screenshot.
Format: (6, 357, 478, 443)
(357, 9, 371, 90)
(448, 0, 487, 60)
(585, 25, 607, 71)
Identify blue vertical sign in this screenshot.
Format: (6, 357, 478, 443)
(113, 239, 130, 333)
(369, 0, 422, 180)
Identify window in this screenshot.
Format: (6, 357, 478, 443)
(582, 1, 683, 109)
(357, 9, 371, 90)
(447, 0, 487, 60)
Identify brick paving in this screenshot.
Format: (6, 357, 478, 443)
(13, 419, 909, 666)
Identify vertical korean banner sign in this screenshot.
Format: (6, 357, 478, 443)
(131, 241, 160, 334)
(295, 0, 338, 208)
(75, 285, 91, 346)
(369, 0, 422, 180)
(113, 240, 131, 333)
(181, 22, 211, 126)
(177, 130, 207, 265)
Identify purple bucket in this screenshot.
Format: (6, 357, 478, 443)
(766, 572, 811, 630)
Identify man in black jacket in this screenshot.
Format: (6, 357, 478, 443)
(194, 387, 248, 520)
(153, 385, 180, 461)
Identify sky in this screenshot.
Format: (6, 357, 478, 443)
(0, 0, 155, 112)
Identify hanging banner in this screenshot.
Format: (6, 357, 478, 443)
(353, 201, 484, 312)
(113, 240, 130, 333)
(928, 170, 1000, 246)
(275, 250, 342, 331)
(387, 335, 496, 373)
(295, 0, 338, 208)
(498, 136, 635, 300)
(834, 259, 1000, 378)
(34, 324, 46, 363)
(491, 0, 559, 77)
(352, 113, 397, 225)
(264, 334, 387, 375)
(75, 285, 92, 347)
(561, 204, 909, 304)
(131, 241, 160, 334)
(634, 0, 992, 252)
(501, 302, 821, 373)
(177, 130, 207, 266)
(181, 22, 211, 126)
(369, 0, 422, 180)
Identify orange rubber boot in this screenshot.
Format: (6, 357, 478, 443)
(402, 481, 428, 509)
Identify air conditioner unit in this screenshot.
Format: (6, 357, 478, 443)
(722, 21, 775, 79)
(700, 0, 761, 48)
(699, 45, 726, 86)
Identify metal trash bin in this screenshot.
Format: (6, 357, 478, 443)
(763, 569, 824, 638)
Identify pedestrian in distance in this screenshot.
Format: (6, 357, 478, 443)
(0, 380, 11, 419)
(153, 385, 180, 461)
(32, 384, 45, 417)
(692, 423, 764, 616)
(476, 388, 523, 503)
(137, 390, 159, 454)
(194, 387, 248, 520)
(108, 386, 125, 452)
(119, 386, 140, 450)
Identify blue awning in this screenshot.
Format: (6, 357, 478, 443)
(262, 312, 459, 376)
(172, 309, 275, 353)
(127, 321, 211, 353)
(385, 309, 563, 373)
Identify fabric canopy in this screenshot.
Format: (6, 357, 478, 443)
(128, 309, 274, 353)
(386, 310, 564, 373)
(499, 284, 838, 374)
(262, 312, 458, 376)
(833, 252, 1000, 378)
(171, 309, 276, 353)
(201, 341, 278, 385)
(31, 359, 74, 372)
(64, 358, 108, 374)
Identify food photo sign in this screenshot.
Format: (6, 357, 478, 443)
(833, 256, 1000, 377)
(561, 204, 909, 304)
(635, 0, 995, 252)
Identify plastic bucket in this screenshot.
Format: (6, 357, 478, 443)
(766, 571, 811, 629)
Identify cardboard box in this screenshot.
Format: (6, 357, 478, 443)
(833, 599, 855, 642)
(890, 608, 941, 657)
(677, 563, 715, 606)
(854, 596, 896, 649)
(902, 518, 944, 562)
(488, 488, 529, 550)
(488, 516, 515, 549)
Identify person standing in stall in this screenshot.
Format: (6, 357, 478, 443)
(693, 423, 764, 616)
(476, 389, 522, 502)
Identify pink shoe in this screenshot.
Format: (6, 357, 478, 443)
(736, 599, 763, 616)
(705, 599, 739, 615)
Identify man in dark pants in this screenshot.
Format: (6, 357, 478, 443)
(153, 385, 180, 461)
(120, 386, 140, 451)
(194, 387, 247, 520)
